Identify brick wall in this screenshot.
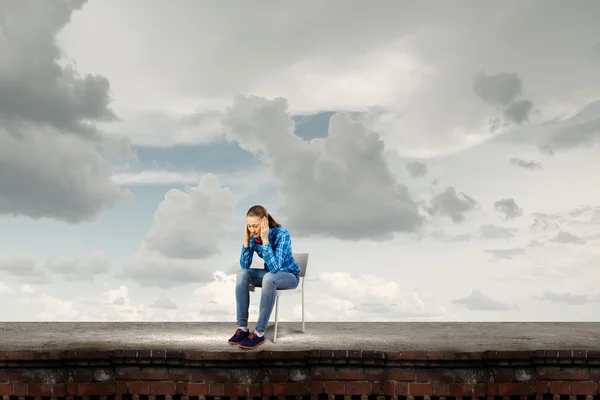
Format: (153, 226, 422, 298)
(0, 350, 598, 400)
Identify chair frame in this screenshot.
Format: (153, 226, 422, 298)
(248, 252, 309, 343)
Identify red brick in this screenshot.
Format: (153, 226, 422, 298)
(262, 383, 273, 395)
(53, 383, 66, 396)
(401, 352, 415, 360)
(167, 368, 189, 380)
(115, 381, 128, 394)
(427, 352, 443, 360)
(395, 382, 409, 395)
(65, 383, 76, 396)
(549, 382, 570, 395)
(498, 383, 524, 396)
(323, 381, 345, 395)
(562, 367, 590, 380)
(191, 369, 230, 383)
(76, 382, 114, 396)
(150, 381, 177, 394)
(70, 368, 94, 382)
(116, 367, 141, 380)
(390, 368, 415, 381)
(346, 382, 371, 395)
(223, 383, 248, 397)
(487, 383, 498, 396)
(13, 383, 26, 396)
(338, 368, 364, 380)
(435, 383, 449, 396)
(384, 382, 395, 396)
(441, 352, 456, 360)
(208, 383, 223, 396)
(129, 381, 149, 394)
(273, 383, 301, 396)
(536, 367, 562, 380)
(536, 381, 549, 394)
(474, 383, 487, 396)
(0, 384, 11, 394)
(183, 383, 208, 396)
(311, 367, 337, 380)
(248, 383, 261, 397)
(414, 352, 428, 360)
(386, 352, 402, 360)
(571, 382, 597, 395)
(417, 369, 454, 382)
(409, 383, 435, 396)
(371, 381, 385, 395)
(558, 350, 573, 358)
(311, 381, 324, 393)
(364, 368, 388, 381)
(26, 383, 53, 396)
(141, 368, 169, 380)
(448, 384, 473, 397)
(8, 370, 34, 383)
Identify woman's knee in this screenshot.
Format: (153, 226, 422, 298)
(236, 269, 250, 284)
(263, 272, 275, 286)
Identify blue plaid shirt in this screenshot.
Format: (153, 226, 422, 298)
(240, 227, 301, 275)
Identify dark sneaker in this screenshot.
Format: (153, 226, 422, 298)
(228, 328, 250, 344)
(238, 332, 265, 349)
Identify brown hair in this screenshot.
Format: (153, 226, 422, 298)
(246, 205, 281, 228)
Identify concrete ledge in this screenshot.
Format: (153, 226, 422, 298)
(1, 322, 599, 352)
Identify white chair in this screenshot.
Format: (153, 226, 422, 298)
(249, 252, 309, 343)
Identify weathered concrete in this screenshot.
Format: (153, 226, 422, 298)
(0, 322, 598, 352)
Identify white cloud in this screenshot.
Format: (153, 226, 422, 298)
(143, 173, 236, 259)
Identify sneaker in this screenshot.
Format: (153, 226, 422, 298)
(228, 328, 250, 344)
(238, 332, 265, 349)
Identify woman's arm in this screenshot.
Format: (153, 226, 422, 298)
(240, 240, 254, 269)
(262, 230, 290, 273)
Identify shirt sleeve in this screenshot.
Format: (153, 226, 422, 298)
(240, 240, 255, 269)
(262, 230, 290, 273)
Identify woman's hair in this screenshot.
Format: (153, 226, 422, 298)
(246, 205, 281, 228)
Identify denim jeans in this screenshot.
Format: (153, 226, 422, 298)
(236, 268, 300, 333)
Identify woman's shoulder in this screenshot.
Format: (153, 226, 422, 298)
(272, 226, 290, 237)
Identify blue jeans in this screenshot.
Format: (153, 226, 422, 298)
(236, 268, 300, 333)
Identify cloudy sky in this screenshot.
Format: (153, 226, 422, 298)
(1, 0, 600, 324)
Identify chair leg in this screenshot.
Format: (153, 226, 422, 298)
(302, 289, 305, 333)
(273, 296, 279, 343)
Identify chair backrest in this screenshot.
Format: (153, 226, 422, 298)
(293, 253, 309, 278)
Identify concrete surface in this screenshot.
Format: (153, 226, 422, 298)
(0, 322, 598, 352)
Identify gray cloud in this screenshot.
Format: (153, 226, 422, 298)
(405, 161, 428, 178)
(427, 186, 478, 223)
(494, 198, 523, 220)
(150, 295, 178, 310)
(479, 224, 516, 239)
(453, 290, 517, 311)
(0, 0, 133, 222)
(483, 248, 526, 260)
(223, 95, 423, 240)
(551, 231, 587, 245)
(510, 157, 541, 170)
(547, 112, 600, 150)
(537, 292, 598, 305)
(473, 71, 535, 129)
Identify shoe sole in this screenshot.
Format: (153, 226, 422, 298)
(238, 341, 264, 349)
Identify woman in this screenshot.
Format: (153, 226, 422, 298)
(228, 205, 301, 349)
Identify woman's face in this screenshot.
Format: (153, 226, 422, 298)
(246, 215, 262, 237)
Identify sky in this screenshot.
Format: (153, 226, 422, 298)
(1, 0, 600, 324)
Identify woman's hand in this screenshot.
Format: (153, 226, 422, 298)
(244, 224, 251, 247)
(260, 217, 269, 243)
